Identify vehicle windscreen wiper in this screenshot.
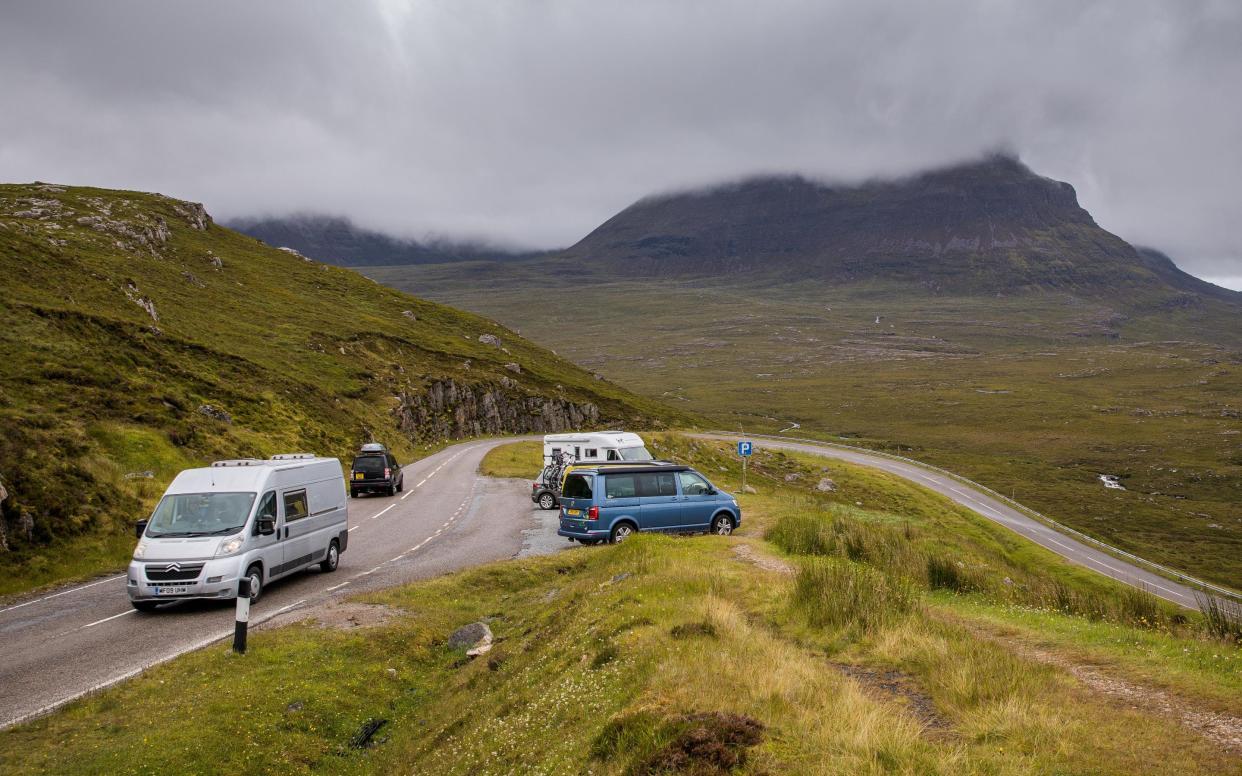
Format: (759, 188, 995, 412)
(199, 527, 246, 536)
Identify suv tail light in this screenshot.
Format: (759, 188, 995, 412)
(384, 468, 391, 479)
(588, 506, 599, 521)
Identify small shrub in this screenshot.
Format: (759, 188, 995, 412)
(793, 558, 919, 632)
(633, 712, 765, 775)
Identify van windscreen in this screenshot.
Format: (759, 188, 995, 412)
(147, 492, 256, 537)
(619, 446, 653, 461)
(563, 474, 593, 499)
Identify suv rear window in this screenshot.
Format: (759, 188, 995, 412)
(353, 456, 386, 475)
(563, 474, 593, 499)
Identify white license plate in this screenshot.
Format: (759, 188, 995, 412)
(154, 585, 189, 595)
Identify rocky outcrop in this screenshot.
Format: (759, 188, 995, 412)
(395, 379, 599, 440)
(478, 334, 502, 347)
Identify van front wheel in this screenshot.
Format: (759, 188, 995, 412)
(320, 540, 340, 573)
(243, 565, 263, 603)
(131, 600, 159, 613)
(711, 514, 734, 536)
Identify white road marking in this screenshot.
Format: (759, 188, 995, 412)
(416, 479, 427, 487)
(325, 581, 349, 592)
(0, 574, 127, 615)
(372, 504, 396, 520)
(82, 609, 135, 629)
(348, 526, 359, 532)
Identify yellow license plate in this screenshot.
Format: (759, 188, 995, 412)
(354, 472, 364, 480)
(566, 509, 581, 516)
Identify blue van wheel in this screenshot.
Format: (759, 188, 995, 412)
(610, 523, 636, 543)
(711, 514, 734, 535)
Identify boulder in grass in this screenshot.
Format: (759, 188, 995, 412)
(478, 334, 502, 347)
(447, 621, 493, 656)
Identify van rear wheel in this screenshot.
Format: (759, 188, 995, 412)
(320, 540, 340, 573)
(538, 492, 556, 510)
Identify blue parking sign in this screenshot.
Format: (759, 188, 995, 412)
(738, 441, 753, 457)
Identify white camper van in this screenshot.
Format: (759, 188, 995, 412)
(127, 454, 348, 611)
(542, 431, 652, 466)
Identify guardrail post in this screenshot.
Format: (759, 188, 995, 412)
(233, 577, 250, 654)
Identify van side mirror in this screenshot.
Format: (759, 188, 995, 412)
(256, 517, 276, 536)
(135, 519, 148, 538)
(706, 488, 718, 496)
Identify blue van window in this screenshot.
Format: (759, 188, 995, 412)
(605, 474, 637, 499)
(563, 474, 593, 499)
(678, 471, 711, 496)
(637, 473, 677, 497)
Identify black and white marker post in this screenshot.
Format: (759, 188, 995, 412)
(233, 577, 251, 654)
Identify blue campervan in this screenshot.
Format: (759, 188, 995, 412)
(556, 464, 741, 544)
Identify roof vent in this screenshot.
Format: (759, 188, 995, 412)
(271, 453, 317, 460)
(212, 459, 264, 467)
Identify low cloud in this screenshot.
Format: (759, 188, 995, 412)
(1, 1, 1239, 281)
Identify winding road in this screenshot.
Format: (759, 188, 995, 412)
(1, 431, 1226, 730)
(0, 439, 558, 729)
(696, 432, 1214, 609)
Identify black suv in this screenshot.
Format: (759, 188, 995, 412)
(350, 443, 404, 497)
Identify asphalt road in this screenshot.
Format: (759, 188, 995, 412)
(696, 433, 1208, 610)
(0, 439, 559, 729)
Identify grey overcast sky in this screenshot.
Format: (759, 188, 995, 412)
(1, 1, 1240, 287)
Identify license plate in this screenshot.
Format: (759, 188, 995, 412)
(566, 508, 581, 516)
(154, 585, 189, 596)
(354, 472, 364, 480)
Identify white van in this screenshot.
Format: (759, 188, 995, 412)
(127, 454, 348, 611)
(542, 431, 652, 466)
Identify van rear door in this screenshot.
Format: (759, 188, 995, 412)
(563, 471, 596, 521)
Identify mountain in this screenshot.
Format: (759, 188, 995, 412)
(561, 153, 1239, 298)
(225, 214, 547, 267)
(0, 183, 680, 590)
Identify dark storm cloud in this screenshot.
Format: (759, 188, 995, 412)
(1, 1, 1239, 284)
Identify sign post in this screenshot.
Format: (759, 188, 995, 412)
(737, 440, 753, 494)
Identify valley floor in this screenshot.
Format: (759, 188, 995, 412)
(366, 265, 1242, 590)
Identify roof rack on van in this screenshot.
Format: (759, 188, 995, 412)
(212, 459, 265, 467)
(271, 453, 316, 460)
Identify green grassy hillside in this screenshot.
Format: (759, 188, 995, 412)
(0, 183, 684, 595)
(366, 263, 1242, 589)
(4, 437, 1237, 774)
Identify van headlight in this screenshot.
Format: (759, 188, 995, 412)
(216, 534, 245, 557)
(133, 540, 148, 559)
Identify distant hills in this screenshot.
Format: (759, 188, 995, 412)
(238, 155, 1238, 304)
(226, 214, 547, 267)
(560, 153, 1238, 299)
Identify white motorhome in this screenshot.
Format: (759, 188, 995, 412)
(542, 431, 652, 466)
(127, 454, 348, 611)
